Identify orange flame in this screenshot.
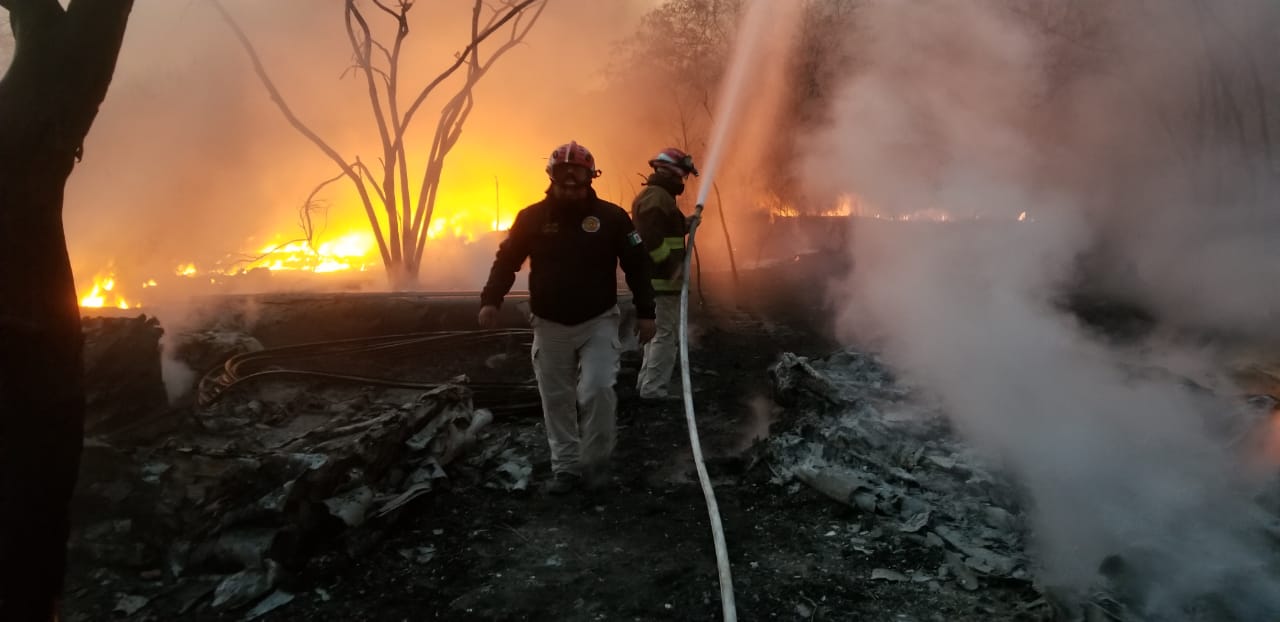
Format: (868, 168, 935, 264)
(768, 193, 1034, 222)
(224, 231, 380, 275)
(77, 176, 531, 309)
(79, 272, 136, 310)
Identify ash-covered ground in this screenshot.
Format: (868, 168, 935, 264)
(62, 267, 1280, 621)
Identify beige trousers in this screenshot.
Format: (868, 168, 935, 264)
(531, 307, 621, 476)
(636, 296, 681, 398)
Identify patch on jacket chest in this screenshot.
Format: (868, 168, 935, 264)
(541, 222, 559, 234)
(581, 216, 601, 233)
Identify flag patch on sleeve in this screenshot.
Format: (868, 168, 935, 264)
(627, 231, 642, 246)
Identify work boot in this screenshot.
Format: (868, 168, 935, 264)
(544, 471, 581, 496)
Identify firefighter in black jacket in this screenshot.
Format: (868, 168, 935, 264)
(479, 141, 656, 495)
(631, 147, 698, 400)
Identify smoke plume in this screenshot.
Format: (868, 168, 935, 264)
(800, 0, 1280, 616)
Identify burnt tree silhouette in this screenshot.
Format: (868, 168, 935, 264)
(212, 0, 547, 289)
(0, 0, 133, 619)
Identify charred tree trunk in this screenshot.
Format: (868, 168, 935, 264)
(0, 1, 133, 619)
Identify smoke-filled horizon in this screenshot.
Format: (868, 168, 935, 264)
(31, 0, 691, 303)
(0, 0, 821, 312)
(800, 0, 1280, 617)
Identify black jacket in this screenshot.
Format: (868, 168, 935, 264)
(481, 189, 656, 325)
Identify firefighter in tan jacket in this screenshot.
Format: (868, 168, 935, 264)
(631, 148, 699, 400)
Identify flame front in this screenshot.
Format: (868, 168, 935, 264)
(76, 170, 533, 310)
(226, 186, 519, 275)
(233, 231, 379, 275)
(79, 273, 134, 310)
(77, 195, 519, 309)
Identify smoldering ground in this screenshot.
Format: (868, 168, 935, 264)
(798, 0, 1280, 618)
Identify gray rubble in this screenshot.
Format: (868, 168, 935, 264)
(767, 350, 1032, 593)
(766, 348, 1280, 622)
(71, 377, 526, 617)
(82, 315, 168, 433)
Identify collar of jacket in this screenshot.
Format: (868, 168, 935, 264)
(644, 172, 684, 197)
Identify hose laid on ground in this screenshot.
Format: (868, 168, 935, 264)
(680, 204, 737, 621)
(196, 329, 540, 414)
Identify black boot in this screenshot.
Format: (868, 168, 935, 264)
(544, 471, 581, 495)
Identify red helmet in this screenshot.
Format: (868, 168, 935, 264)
(546, 141, 601, 178)
(648, 147, 699, 177)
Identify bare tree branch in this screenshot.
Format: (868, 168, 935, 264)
(209, 0, 392, 268)
(369, 37, 394, 66)
(224, 170, 344, 272)
(354, 157, 388, 207)
(298, 170, 346, 244)
(396, 0, 539, 148)
(409, 0, 547, 266)
(213, 0, 543, 285)
(368, 0, 400, 21)
(712, 181, 738, 288)
(340, 62, 391, 88)
(407, 0, 485, 255)
(378, 0, 415, 263)
(345, 0, 402, 264)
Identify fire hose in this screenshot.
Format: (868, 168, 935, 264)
(682, 203, 737, 621)
(196, 329, 542, 414)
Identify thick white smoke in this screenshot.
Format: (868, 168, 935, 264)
(800, 0, 1280, 617)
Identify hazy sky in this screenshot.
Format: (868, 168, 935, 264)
(2, 1, 663, 298)
(5, 0, 802, 304)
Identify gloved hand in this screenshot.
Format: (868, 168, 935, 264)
(635, 318, 657, 344)
(478, 305, 499, 329)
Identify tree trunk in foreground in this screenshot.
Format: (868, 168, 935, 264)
(0, 1, 133, 619)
